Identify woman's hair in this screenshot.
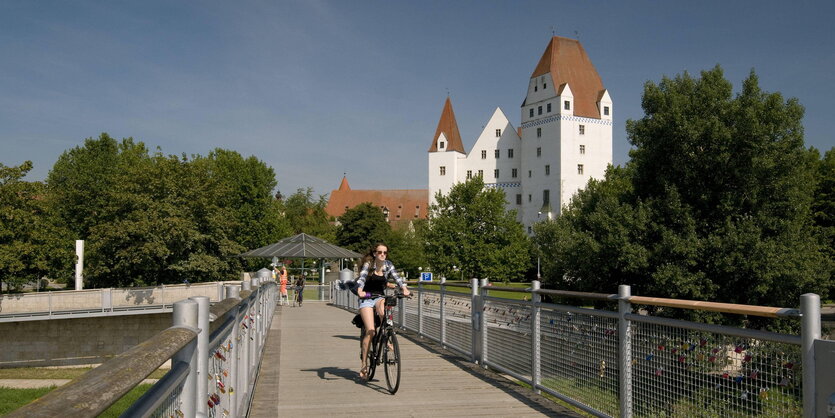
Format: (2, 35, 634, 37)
(362, 242, 388, 267)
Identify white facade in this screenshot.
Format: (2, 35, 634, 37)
(428, 37, 613, 233)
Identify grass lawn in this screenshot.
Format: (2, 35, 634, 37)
(0, 386, 56, 416)
(0, 384, 153, 417)
(0, 367, 168, 380)
(415, 281, 534, 300)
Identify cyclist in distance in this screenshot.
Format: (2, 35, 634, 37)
(356, 242, 410, 380)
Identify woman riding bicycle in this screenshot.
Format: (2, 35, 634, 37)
(356, 243, 410, 380)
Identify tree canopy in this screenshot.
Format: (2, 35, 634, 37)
(1, 161, 73, 292)
(534, 67, 832, 310)
(336, 202, 391, 254)
(426, 176, 530, 282)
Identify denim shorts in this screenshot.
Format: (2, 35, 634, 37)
(359, 296, 384, 309)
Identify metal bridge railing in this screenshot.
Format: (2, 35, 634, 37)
(7, 278, 277, 418)
(332, 279, 823, 417)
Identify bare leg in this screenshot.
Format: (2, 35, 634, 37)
(359, 305, 376, 379)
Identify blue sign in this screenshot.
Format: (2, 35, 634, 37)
(420, 272, 433, 282)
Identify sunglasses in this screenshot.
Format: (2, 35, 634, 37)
(376, 251, 388, 255)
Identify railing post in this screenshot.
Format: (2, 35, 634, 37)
(418, 282, 424, 337)
(801, 293, 820, 418)
(161, 284, 166, 306)
(229, 303, 241, 417)
(531, 280, 541, 394)
(479, 278, 489, 368)
(440, 276, 446, 347)
(398, 284, 406, 327)
(189, 296, 210, 417)
(618, 285, 633, 418)
(173, 299, 199, 418)
(471, 278, 480, 363)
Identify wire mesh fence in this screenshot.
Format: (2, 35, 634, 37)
(539, 306, 621, 416)
(629, 318, 802, 417)
(330, 281, 817, 418)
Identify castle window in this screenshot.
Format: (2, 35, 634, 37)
(508, 149, 514, 158)
(439, 141, 445, 149)
(528, 194, 532, 202)
(494, 169, 499, 179)
(440, 166, 446, 176)
(579, 125, 585, 135)
(545, 165, 550, 176)
(564, 100, 571, 110)
(537, 128, 542, 138)
(578, 164, 584, 175)
(580, 145, 585, 154)
(538, 106, 543, 115)
(529, 108, 534, 118)
(528, 226, 532, 234)
(495, 129, 501, 137)
(466, 170, 472, 179)
(534, 85, 538, 92)
(604, 106, 610, 116)
(547, 103, 552, 113)
(481, 150, 487, 159)
(494, 149, 500, 159)
(537, 147, 542, 157)
(516, 194, 522, 205)
(543, 82, 547, 89)
(543, 189, 550, 205)
(512, 168, 518, 178)
(478, 170, 483, 178)
(528, 170, 532, 178)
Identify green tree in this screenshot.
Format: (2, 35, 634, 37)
(335, 202, 391, 253)
(426, 177, 530, 282)
(1, 161, 73, 292)
(193, 149, 291, 271)
(387, 219, 429, 280)
(811, 147, 835, 300)
(536, 66, 832, 311)
(282, 188, 335, 241)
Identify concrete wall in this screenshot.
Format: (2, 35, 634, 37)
(0, 313, 172, 368)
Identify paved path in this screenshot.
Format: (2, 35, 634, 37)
(249, 302, 581, 417)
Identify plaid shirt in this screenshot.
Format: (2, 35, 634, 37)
(355, 260, 404, 290)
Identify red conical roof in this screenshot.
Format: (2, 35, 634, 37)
(428, 97, 465, 153)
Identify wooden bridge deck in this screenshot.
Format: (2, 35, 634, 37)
(249, 302, 581, 417)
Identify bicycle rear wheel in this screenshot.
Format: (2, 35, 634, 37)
(383, 332, 401, 394)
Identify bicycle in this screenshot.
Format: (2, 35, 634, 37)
(359, 287, 408, 394)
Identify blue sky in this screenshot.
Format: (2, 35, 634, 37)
(1, 1, 833, 197)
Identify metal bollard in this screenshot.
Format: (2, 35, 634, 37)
(470, 278, 479, 363)
(479, 278, 489, 368)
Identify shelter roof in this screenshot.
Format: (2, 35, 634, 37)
(239, 233, 361, 259)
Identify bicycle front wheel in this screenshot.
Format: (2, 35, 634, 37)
(383, 332, 401, 394)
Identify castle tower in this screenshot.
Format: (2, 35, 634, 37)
(519, 36, 612, 231)
(427, 97, 466, 207)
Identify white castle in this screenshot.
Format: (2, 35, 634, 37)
(428, 36, 612, 233)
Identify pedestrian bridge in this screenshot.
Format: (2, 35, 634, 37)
(10, 279, 827, 417)
(248, 301, 576, 417)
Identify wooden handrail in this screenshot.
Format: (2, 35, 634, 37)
(628, 296, 800, 318)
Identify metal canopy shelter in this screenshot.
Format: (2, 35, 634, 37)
(238, 233, 361, 259)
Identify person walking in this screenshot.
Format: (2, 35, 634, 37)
(355, 242, 409, 380)
(294, 273, 306, 307)
(278, 266, 289, 306)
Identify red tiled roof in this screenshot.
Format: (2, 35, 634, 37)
(531, 37, 606, 119)
(428, 97, 465, 153)
(325, 177, 429, 224)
